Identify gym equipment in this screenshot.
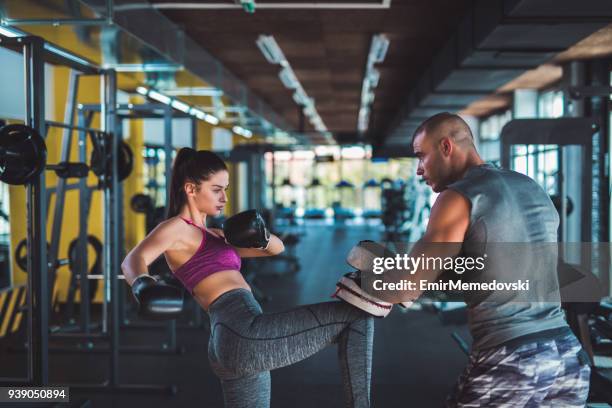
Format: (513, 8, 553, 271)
(500, 118, 599, 242)
(143, 148, 164, 205)
(14, 240, 56, 272)
(333, 271, 393, 318)
(273, 176, 297, 225)
(0, 37, 175, 395)
(381, 180, 409, 240)
(0, 124, 133, 186)
(90, 137, 134, 186)
(130, 193, 166, 233)
(304, 178, 327, 219)
(65, 235, 103, 311)
(0, 124, 47, 185)
(333, 180, 356, 220)
(362, 179, 382, 218)
(131, 193, 154, 214)
(278, 178, 294, 209)
(345, 240, 394, 272)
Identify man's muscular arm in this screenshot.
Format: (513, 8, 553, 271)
(372, 189, 471, 303)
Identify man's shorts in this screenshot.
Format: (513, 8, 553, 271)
(447, 331, 591, 407)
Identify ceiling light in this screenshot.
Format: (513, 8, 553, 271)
(148, 90, 172, 105)
(292, 90, 308, 106)
(233, 126, 253, 138)
(256, 35, 286, 65)
(278, 67, 298, 89)
(303, 105, 316, 117)
(256, 33, 329, 137)
(358, 107, 370, 133)
(371, 34, 389, 63)
(368, 69, 380, 87)
(165, 87, 223, 97)
(190, 107, 205, 117)
(315, 123, 327, 132)
(110, 63, 183, 72)
(204, 113, 220, 125)
(358, 34, 390, 133)
(190, 107, 220, 125)
(171, 99, 191, 113)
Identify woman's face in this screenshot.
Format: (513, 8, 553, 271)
(186, 170, 229, 216)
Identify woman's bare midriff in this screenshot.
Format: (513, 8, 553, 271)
(190, 269, 251, 310)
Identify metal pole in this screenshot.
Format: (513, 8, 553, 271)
(558, 150, 566, 242)
(191, 117, 197, 149)
(106, 0, 114, 25)
(163, 105, 178, 349)
(48, 70, 79, 296)
(2, 17, 108, 26)
(117, 118, 126, 327)
(164, 105, 172, 204)
(77, 110, 91, 332)
(24, 37, 49, 385)
(270, 151, 276, 223)
(101, 69, 119, 387)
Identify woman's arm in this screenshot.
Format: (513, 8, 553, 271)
(121, 219, 181, 285)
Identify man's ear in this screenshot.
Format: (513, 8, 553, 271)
(440, 137, 452, 156)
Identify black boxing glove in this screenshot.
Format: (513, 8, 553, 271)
(131, 275, 184, 320)
(223, 209, 270, 249)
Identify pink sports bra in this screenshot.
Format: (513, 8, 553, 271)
(172, 217, 242, 293)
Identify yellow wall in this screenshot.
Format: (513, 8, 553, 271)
(195, 120, 213, 151)
(8, 186, 27, 286)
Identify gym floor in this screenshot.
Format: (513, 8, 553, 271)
(1, 223, 472, 407)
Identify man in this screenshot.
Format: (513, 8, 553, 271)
(338, 113, 591, 406)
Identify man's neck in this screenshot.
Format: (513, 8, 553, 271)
(455, 153, 486, 181)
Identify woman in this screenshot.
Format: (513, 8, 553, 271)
(122, 148, 373, 408)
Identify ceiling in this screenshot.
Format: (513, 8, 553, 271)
(150, 0, 473, 144)
(4, 0, 610, 151)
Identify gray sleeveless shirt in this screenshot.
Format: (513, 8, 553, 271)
(448, 163, 567, 349)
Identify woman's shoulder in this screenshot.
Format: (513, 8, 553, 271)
(151, 216, 190, 235)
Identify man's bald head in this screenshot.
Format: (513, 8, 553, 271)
(412, 112, 483, 192)
(412, 112, 475, 150)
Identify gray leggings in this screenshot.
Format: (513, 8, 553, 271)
(207, 289, 374, 408)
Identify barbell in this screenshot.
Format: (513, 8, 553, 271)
(0, 124, 133, 186)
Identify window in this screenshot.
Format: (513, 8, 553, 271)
(142, 146, 177, 207)
(510, 90, 563, 194)
(478, 109, 512, 164)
